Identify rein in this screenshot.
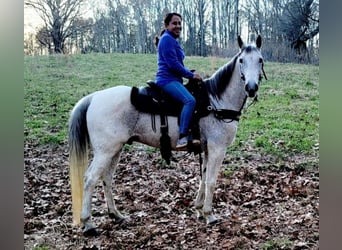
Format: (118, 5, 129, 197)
(208, 95, 248, 123)
(210, 95, 247, 123)
(210, 94, 259, 123)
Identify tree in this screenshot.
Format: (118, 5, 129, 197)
(279, 0, 319, 61)
(24, 33, 38, 55)
(36, 26, 53, 53)
(182, 0, 197, 55)
(24, 0, 319, 63)
(196, 0, 209, 56)
(25, 0, 87, 53)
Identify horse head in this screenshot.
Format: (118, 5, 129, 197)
(237, 35, 264, 98)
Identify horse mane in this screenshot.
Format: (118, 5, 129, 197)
(205, 45, 257, 100)
(205, 54, 240, 100)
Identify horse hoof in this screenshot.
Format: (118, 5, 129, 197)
(83, 227, 99, 237)
(109, 212, 129, 225)
(114, 216, 133, 227)
(206, 215, 221, 225)
(114, 217, 126, 224)
(197, 215, 205, 221)
(208, 218, 222, 225)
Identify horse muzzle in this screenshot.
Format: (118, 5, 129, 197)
(245, 82, 259, 98)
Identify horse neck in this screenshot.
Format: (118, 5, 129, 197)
(209, 63, 247, 111)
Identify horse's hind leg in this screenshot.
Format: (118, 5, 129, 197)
(102, 151, 125, 224)
(81, 150, 117, 236)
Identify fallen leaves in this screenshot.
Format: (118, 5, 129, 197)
(24, 143, 319, 249)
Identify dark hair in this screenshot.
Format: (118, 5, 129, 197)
(154, 12, 182, 48)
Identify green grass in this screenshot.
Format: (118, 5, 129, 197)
(24, 53, 319, 160)
(228, 62, 319, 159)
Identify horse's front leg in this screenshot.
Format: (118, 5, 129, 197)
(194, 151, 208, 220)
(202, 143, 226, 224)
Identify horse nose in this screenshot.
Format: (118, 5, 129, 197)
(245, 82, 258, 97)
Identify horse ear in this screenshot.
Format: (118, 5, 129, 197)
(238, 35, 244, 49)
(256, 35, 262, 49)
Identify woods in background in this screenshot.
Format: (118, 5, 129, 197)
(24, 0, 319, 64)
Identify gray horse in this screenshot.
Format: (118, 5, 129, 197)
(69, 35, 265, 236)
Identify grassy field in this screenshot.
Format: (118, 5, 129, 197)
(24, 53, 319, 161)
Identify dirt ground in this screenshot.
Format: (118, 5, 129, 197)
(24, 143, 319, 249)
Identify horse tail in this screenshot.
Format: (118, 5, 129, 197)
(68, 94, 93, 225)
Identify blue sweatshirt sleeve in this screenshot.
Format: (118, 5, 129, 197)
(159, 35, 194, 79)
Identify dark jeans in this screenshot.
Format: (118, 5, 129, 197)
(161, 81, 196, 135)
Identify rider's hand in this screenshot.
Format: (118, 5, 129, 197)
(193, 73, 202, 81)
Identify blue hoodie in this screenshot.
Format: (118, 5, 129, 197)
(156, 30, 194, 86)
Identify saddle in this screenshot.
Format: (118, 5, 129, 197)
(130, 79, 210, 117)
(130, 78, 211, 163)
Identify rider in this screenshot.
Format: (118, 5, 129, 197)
(154, 12, 202, 150)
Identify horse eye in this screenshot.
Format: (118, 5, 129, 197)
(259, 58, 263, 63)
(239, 58, 243, 63)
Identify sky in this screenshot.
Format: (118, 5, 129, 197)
(24, 7, 44, 34)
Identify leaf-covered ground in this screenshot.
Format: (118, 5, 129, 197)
(24, 143, 318, 249)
